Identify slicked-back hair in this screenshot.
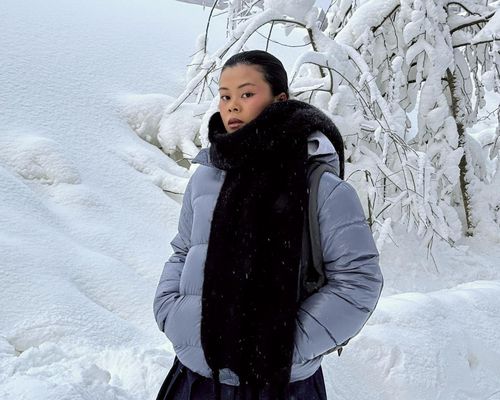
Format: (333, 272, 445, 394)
(222, 50, 289, 97)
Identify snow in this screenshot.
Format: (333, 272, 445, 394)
(1, 0, 500, 399)
(335, 0, 400, 46)
(263, 0, 316, 21)
(0, 133, 81, 185)
(328, 280, 500, 400)
(472, 8, 500, 44)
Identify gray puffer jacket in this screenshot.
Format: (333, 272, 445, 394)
(153, 130, 384, 385)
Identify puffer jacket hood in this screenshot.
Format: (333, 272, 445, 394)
(153, 129, 383, 385)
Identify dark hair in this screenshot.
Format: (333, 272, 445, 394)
(221, 50, 289, 97)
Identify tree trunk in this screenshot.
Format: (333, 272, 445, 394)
(446, 67, 474, 236)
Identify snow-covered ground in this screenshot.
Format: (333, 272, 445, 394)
(1, 1, 499, 399)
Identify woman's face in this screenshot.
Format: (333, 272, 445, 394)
(218, 64, 286, 133)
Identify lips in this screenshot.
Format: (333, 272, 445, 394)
(228, 118, 243, 129)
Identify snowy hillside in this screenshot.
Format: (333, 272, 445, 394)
(1, 0, 499, 399)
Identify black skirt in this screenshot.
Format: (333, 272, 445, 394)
(155, 356, 328, 400)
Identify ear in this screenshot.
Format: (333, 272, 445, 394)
(276, 93, 288, 102)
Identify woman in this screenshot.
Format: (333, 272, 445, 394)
(153, 50, 384, 400)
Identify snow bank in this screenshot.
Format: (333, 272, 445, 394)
(0, 342, 172, 400)
(326, 280, 500, 400)
(0, 0, 206, 398)
(0, 133, 81, 185)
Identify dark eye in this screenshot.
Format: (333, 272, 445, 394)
(220, 95, 229, 101)
(242, 92, 254, 98)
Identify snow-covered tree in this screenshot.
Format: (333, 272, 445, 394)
(126, 0, 500, 254)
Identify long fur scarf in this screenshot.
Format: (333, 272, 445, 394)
(200, 99, 344, 398)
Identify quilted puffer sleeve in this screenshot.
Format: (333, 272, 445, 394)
(293, 174, 384, 362)
(153, 176, 193, 333)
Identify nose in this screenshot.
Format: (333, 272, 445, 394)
(228, 99, 240, 112)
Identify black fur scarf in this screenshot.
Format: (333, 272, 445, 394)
(200, 99, 344, 398)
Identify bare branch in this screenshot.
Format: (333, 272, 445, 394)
(204, 1, 220, 53)
(265, 21, 274, 52)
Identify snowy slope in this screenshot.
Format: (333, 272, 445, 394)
(0, 1, 206, 398)
(1, 0, 500, 399)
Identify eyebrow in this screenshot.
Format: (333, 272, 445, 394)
(218, 82, 257, 91)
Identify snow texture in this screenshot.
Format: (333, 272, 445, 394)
(263, 0, 316, 21)
(472, 8, 500, 43)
